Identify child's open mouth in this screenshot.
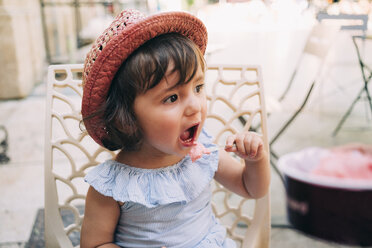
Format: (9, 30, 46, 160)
(180, 124, 199, 146)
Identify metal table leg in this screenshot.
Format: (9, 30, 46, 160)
(332, 35, 372, 136)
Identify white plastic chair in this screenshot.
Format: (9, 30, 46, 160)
(44, 63, 270, 248)
(267, 22, 339, 169)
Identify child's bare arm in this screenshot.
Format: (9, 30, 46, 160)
(81, 186, 121, 248)
(214, 131, 270, 199)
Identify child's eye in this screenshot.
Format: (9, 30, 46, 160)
(195, 84, 204, 93)
(164, 94, 178, 103)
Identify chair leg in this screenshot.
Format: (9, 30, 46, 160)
(278, 69, 298, 102)
(270, 82, 315, 147)
(357, 42, 372, 120)
(363, 77, 372, 114)
(270, 149, 286, 187)
(335, 35, 372, 136)
(278, 55, 303, 102)
(267, 82, 315, 190)
(0, 125, 10, 164)
(270, 150, 279, 160)
(332, 87, 368, 136)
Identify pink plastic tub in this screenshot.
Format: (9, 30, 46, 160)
(278, 147, 372, 246)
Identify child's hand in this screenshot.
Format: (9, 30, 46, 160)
(224, 131, 265, 161)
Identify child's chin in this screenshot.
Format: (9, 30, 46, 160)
(176, 146, 192, 156)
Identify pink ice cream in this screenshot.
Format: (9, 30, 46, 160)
(311, 150, 372, 179)
(189, 142, 211, 162)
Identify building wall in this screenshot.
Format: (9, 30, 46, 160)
(0, 0, 45, 99)
(0, 0, 191, 99)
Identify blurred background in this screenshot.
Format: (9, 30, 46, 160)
(0, 0, 372, 247)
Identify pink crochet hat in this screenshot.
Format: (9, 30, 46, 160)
(82, 9, 208, 147)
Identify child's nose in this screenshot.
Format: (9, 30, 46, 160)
(184, 95, 201, 116)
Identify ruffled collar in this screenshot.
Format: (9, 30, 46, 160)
(109, 155, 188, 173)
(84, 128, 219, 208)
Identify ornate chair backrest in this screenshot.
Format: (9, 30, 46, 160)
(44, 63, 270, 248)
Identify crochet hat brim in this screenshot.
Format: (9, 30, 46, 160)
(81, 10, 208, 147)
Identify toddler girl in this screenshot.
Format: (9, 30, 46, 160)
(80, 9, 270, 248)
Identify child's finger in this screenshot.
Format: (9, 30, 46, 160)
(240, 133, 250, 155)
(234, 134, 246, 155)
(248, 136, 261, 158)
(225, 135, 237, 151)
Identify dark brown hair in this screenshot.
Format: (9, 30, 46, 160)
(100, 33, 205, 151)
